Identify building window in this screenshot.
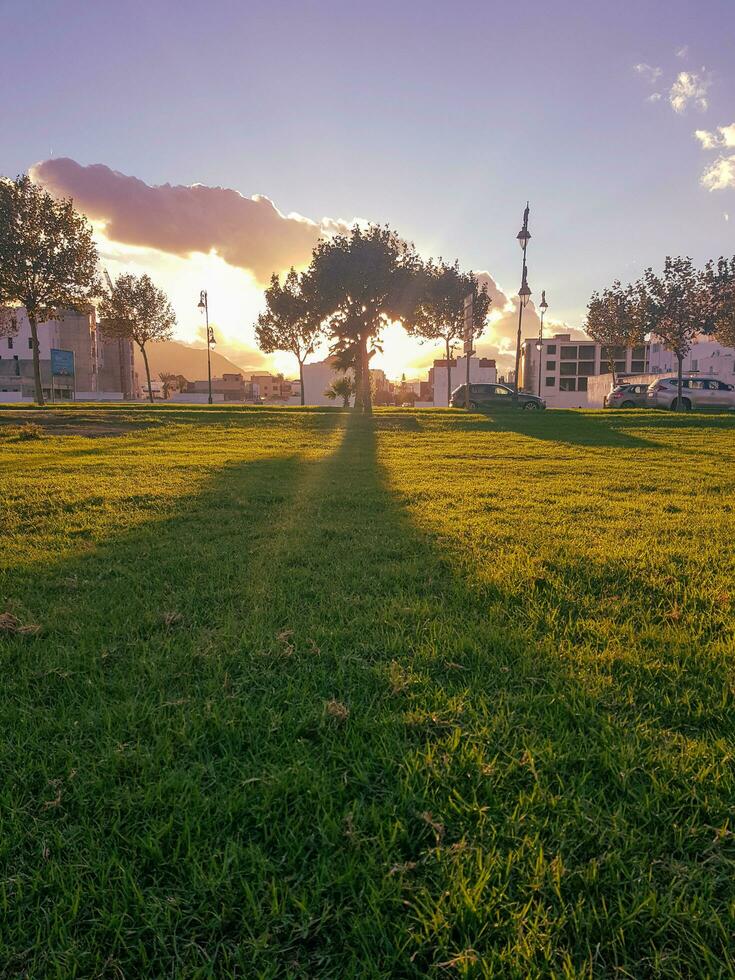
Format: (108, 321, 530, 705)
(577, 377, 588, 391)
(7, 337, 12, 349)
(547, 344, 557, 354)
(578, 346, 595, 361)
(559, 378, 576, 391)
(28, 337, 33, 349)
(691, 360, 698, 372)
(577, 363, 595, 376)
(631, 360, 646, 373)
(545, 376, 555, 387)
(560, 346, 577, 359)
(560, 362, 576, 376)
(545, 360, 556, 370)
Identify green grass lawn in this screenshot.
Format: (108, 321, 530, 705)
(1, 404, 734, 978)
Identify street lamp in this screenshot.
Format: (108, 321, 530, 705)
(197, 290, 216, 405)
(537, 290, 548, 397)
(513, 203, 531, 401)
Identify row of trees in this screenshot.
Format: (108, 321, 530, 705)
(586, 256, 735, 407)
(0, 174, 176, 404)
(255, 226, 491, 412)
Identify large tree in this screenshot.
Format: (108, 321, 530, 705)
(637, 256, 709, 410)
(305, 225, 421, 414)
(410, 259, 491, 406)
(703, 255, 735, 349)
(0, 174, 100, 405)
(255, 268, 321, 405)
(584, 279, 645, 385)
(99, 273, 176, 402)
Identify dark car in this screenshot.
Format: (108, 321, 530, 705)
(450, 383, 545, 410)
(603, 382, 649, 408)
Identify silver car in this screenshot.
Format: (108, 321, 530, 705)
(603, 382, 649, 408)
(646, 376, 735, 411)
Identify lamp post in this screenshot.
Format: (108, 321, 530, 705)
(197, 290, 215, 405)
(537, 290, 548, 397)
(513, 203, 531, 403)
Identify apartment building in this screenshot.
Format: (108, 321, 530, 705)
(0, 307, 135, 401)
(520, 334, 649, 408)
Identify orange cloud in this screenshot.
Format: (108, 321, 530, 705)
(30, 158, 351, 285)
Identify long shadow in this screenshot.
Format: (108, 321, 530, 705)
(2, 414, 733, 977)
(448, 405, 735, 451)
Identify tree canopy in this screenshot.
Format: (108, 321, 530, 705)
(584, 280, 645, 383)
(99, 272, 176, 403)
(305, 225, 422, 414)
(410, 260, 491, 405)
(704, 256, 735, 349)
(0, 174, 100, 404)
(255, 268, 322, 405)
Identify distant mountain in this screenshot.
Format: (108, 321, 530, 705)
(133, 340, 255, 382)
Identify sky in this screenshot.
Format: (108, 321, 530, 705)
(2, 0, 734, 378)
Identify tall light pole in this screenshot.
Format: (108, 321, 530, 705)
(537, 290, 548, 398)
(197, 290, 215, 405)
(513, 203, 531, 403)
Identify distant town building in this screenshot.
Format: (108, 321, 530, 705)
(429, 356, 497, 407)
(0, 306, 135, 401)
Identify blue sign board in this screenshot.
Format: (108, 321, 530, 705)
(50, 348, 75, 377)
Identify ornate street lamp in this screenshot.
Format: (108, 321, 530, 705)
(513, 203, 531, 400)
(197, 290, 216, 404)
(537, 290, 548, 397)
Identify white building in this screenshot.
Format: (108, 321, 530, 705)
(430, 356, 497, 407)
(0, 307, 135, 401)
(648, 338, 735, 379)
(301, 356, 354, 406)
(521, 333, 735, 408)
(520, 334, 649, 408)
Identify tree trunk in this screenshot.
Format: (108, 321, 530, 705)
(445, 337, 452, 407)
(360, 335, 372, 415)
(298, 358, 305, 406)
(608, 354, 616, 387)
(140, 343, 153, 402)
(28, 314, 45, 406)
(676, 352, 684, 411)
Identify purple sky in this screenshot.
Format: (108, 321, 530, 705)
(2, 0, 734, 372)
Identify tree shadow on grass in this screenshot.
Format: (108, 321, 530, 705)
(447, 406, 735, 452)
(2, 414, 734, 977)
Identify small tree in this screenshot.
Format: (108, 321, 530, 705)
(305, 225, 421, 414)
(99, 273, 176, 402)
(0, 174, 100, 405)
(410, 260, 491, 405)
(637, 257, 709, 410)
(703, 256, 735, 349)
(325, 375, 355, 408)
(584, 280, 645, 385)
(255, 268, 322, 405)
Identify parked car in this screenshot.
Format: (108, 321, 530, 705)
(646, 376, 735, 411)
(450, 383, 545, 410)
(603, 382, 650, 409)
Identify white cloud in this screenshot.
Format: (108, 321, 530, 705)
(694, 123, 735, 149)
(647, 92, 662, 103)
(676, 45, 689, 59)
(634, 63, 662, 84)
(669, 70, 711, 113)
(701, 155, 735, 191)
